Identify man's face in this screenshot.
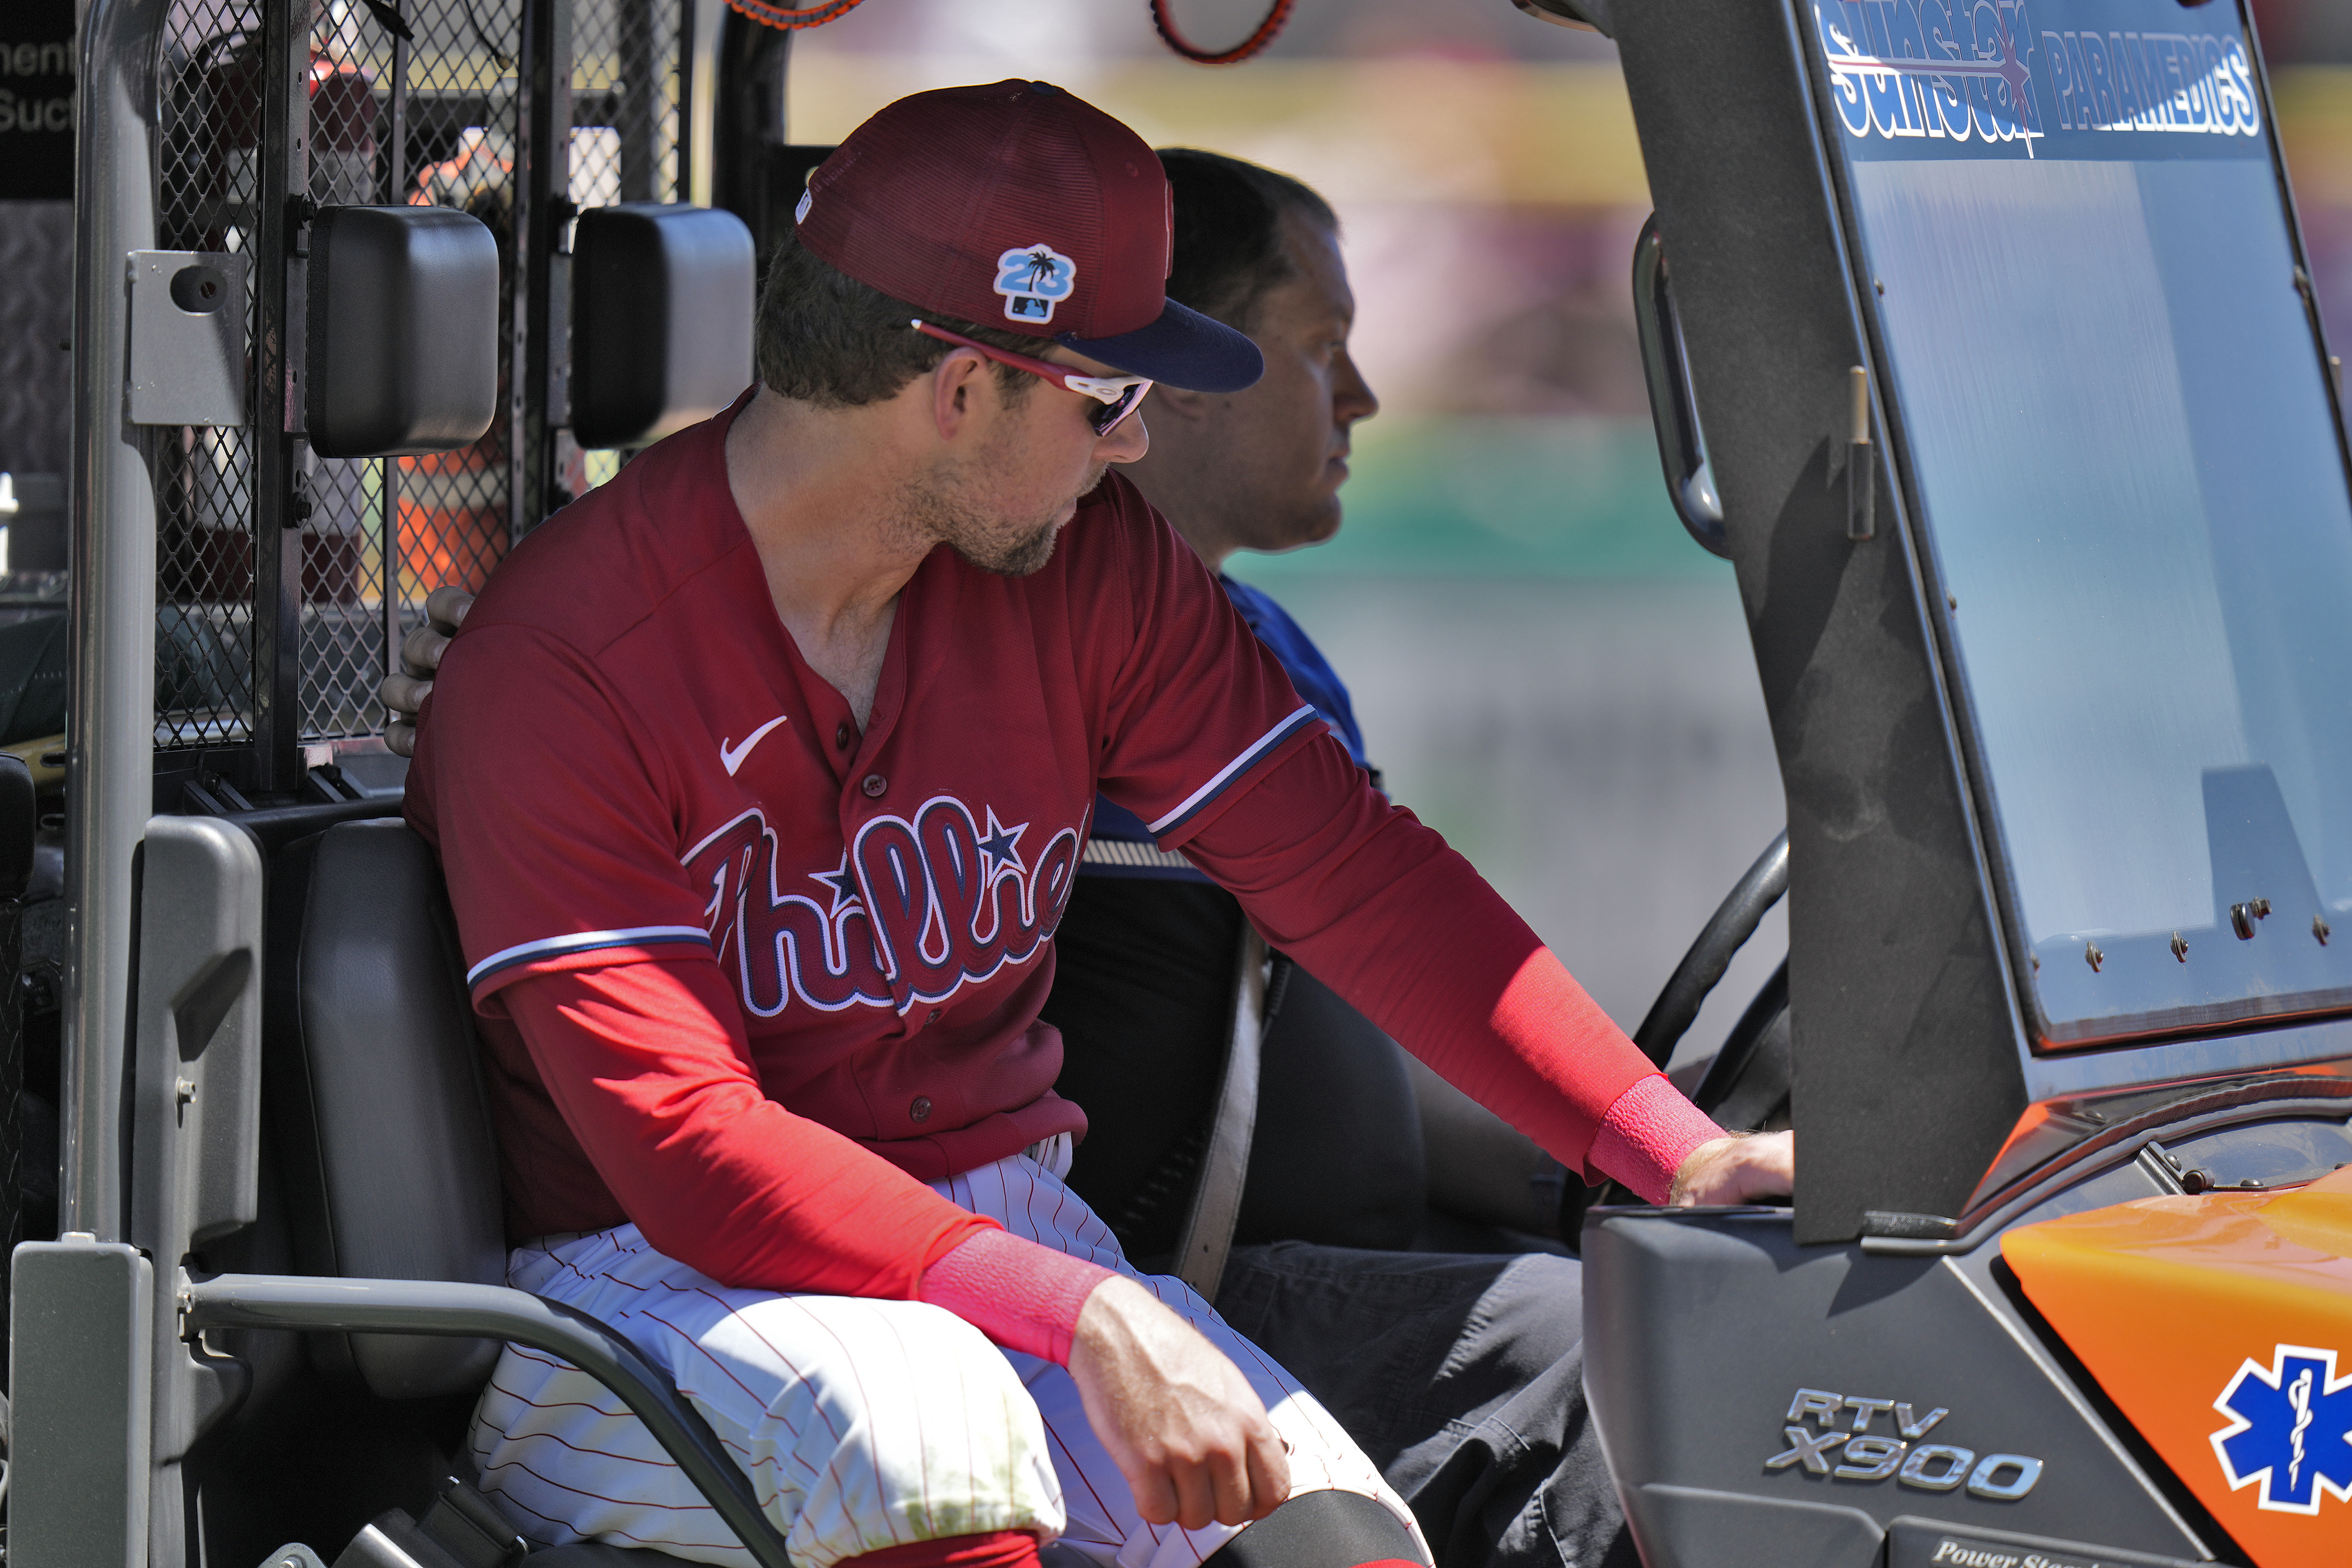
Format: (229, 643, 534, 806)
(1191, 211, 1379, 557)
(914, 347, 1150, 577)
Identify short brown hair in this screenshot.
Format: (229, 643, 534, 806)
(1159, 149, 1338, 332)
(754, 227, 1041, 409)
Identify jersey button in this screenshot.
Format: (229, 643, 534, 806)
(834, 722, 852, 750)
(861, 773, 886, 798)
(909, 1095, 932, 1123)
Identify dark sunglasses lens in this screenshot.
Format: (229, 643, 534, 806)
(1093, 383, 1147, 435)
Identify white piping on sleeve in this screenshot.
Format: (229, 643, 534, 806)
(1145, 706, 1319, 836)
(466, 925, 713, 988)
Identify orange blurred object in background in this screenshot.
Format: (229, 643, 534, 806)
(396, 446, 508, 599)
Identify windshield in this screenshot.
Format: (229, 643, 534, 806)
(1811, 0, 2352, 1044)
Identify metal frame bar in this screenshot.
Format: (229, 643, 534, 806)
(64, 0, 173, 1242)
(384, 21, 411, 696)
(182, 1274, 797, 1568)
(253, 0, 308, 791)
(675, 0, 697, 202)
(511, 0, 564, 539)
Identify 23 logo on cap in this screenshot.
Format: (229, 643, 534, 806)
(995, 244, 1077, 324)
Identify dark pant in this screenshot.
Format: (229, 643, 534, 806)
(1214, 1244, 1637, 1568)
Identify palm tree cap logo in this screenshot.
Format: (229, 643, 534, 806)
(993, 242, 1079, 324)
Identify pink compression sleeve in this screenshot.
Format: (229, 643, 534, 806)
(918, 1228, 1118, 1366)
(1588, 1074, 1725, 1205)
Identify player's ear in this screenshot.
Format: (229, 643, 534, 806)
(928, 348, 989, 441)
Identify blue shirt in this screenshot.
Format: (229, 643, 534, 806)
(1085, 574, 1367, 876)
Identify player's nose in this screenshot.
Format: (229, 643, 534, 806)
(1334, 348, 1378, 428)
(1098, 407, 1149, 464)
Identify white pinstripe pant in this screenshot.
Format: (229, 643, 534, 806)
(468, 1141, 1422, 1568)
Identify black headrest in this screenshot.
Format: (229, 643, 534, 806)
(265, 819, 507, 1398)
(306, 205, 501, 458)
(572, 203, 755, 450)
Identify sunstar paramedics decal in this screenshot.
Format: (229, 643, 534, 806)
(1812, 0, 2262, 161)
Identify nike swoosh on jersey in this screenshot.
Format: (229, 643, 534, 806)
(720, 713, 791, 776)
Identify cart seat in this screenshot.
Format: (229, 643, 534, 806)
(268, 817, 509, 1398)
(267, 819, 721, 1568)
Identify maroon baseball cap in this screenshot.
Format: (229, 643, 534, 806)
(795, 80, 1264, 394)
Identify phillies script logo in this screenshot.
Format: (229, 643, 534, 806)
(683, 797, 1082, 1017)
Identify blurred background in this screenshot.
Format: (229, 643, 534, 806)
(773, 0, 2352, 1068)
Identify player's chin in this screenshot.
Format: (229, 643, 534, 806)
(959, 517, 1065, 578)
(1290, 497, 1344, 549)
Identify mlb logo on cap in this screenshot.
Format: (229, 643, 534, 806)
(794, 80, 1262, 395)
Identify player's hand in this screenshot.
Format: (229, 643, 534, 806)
(1066, 1275, 1291, 1532)
(1669, 1130, 1795, 1206)
(381, 586, 474, 757)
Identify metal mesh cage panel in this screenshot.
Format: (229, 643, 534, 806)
(150, 0, 691, 752)
(155, 0, 267, 750)
(571, 0, 684, 208)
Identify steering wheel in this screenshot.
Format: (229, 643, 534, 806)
(1631, 830, 1786, 1071)
(1560, 832, 1791, 1242)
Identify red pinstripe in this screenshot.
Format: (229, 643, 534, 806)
(640, 1300, 875, 1513)
(483, 1412, 685, 1469)
(783, 1297, 909, 1548)
(1040, 1415, 1117, 1528)
(876, 1308, 939, 1537)
(683, 1286, 850, 1447)
(484, 1375, 629, 1419)
(478, 1450, 777, 1514)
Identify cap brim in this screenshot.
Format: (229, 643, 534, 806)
(1057, 297, 1263, 393)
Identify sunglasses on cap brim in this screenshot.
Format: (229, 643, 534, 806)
(910, 320, 1152, 436)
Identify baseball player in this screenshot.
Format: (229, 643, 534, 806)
(403, 81, 1794, 1568)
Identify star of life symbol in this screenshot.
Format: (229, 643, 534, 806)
(994, 244, 1077, 325)
(2211, 1344, 2352, 1514)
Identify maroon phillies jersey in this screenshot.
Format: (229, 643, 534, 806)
(405, 400, 1326, 1215)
